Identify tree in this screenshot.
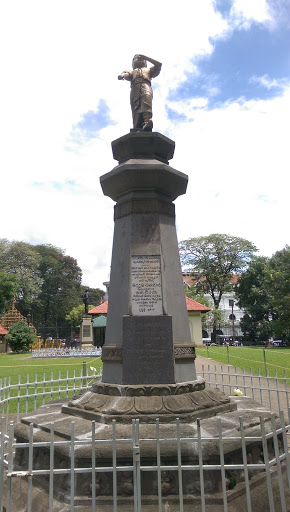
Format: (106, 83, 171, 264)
(32, 244, 82, 338)
(65, 303, 95, 327)
(0, 239, 41, 313)
(236, 247, 290, 344)
(0, 272, 18, 314)
(5, 321, 36, 352)
(179, 234, 257, 341)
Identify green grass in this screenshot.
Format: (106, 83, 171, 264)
(196, 345, 290, 379)
(0, 353, 103, 414)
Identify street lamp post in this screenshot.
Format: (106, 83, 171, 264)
(229, 300, 235, 343)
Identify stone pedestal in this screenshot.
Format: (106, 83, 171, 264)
(80, 314, 94, 349)
(100, 132, 196, 385)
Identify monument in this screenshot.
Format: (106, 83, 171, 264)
(10, 56, 286, 511)
(80, 289, 94, 349)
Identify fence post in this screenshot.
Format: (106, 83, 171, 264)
(133, 419, 141, 512)
(263, 348, 267, 375)
(227, 344, 230, 365)
(82, 361, 87, 388)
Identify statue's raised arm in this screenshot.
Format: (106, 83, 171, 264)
(118, 54, 162, 131)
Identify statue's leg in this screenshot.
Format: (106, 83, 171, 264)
(143, 112, 153, 131)
(133, 111, 144, 130)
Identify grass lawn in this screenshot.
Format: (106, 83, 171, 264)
(0, 353, 102, 414)
(196, 345, 290, 379)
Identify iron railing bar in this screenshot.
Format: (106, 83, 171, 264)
(197, 418, 206, 512)
(279, 411, 290, 488)
(156, 419, 162, 512)
(6, 422, 14, 512)
(271, 413, 287, 511)
(260, 415, 275, 512)
(218, 417, 228, 512)
(49, 423, 54, 512)
(91, 421, 96, 512)
(70, 422, 75, 512)
(176, 418, 184, 512)
(27, 423, 34, 512)
(239, 416, 252, 512)
(0, 417, 5, 512)
(112, 420, 117, 512)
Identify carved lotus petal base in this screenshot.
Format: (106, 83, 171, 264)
(63, 379, 236, 423)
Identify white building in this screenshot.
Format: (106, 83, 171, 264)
(183, 274, 244, 340)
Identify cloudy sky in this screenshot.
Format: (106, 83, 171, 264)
(1, 0, 289, 290)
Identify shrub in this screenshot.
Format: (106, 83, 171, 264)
(5, 321, 35, 352)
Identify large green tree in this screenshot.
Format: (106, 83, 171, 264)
(0, 239, 41, 313)
(179, 234, 257, 341)
(32, 244, 82, 337)
(0, 272, 18, 314)
(236, 247, 290, 344)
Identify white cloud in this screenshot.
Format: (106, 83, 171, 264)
(230, 0, 271, 26)
(250, 75, 290, 90)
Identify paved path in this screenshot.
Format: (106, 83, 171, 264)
(195, 354, 290, 423)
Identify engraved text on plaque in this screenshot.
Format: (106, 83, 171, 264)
(131, 255, 163, 315)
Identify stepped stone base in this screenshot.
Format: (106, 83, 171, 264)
(62, 378, 236, 423)
(10, 395, 287, 512)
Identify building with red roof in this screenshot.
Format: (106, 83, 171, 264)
(89, 297, 210, 347)
(0, 324, 8, 353)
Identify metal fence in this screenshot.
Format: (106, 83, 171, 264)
(0, 366, 289, 512)
(200, 363, 290, 422)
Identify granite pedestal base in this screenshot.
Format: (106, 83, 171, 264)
(62, 378, 236, 423)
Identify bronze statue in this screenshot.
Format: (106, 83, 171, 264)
(82, 290, 89, 315)
(118, 54, 162, 131)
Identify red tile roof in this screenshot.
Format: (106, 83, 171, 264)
(88, 302, 109, 315)
(185, 296, 211, 312)
(0, 324, 8, 336)
(88, 298, 210, 315)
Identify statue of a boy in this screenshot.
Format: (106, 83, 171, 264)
(118, 54, 162, 131)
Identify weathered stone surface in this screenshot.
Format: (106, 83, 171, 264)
(122, 315, 175, 385)
(111, 131, 175, 164)
(92, 378, 205, 396)
(100, 159, 188, 203)
(61, 383, 236, 424)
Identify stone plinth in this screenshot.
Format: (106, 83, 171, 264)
(100, 132, 195, 385)
(62, 378, 236, 423)
(80, 314, 94, 349)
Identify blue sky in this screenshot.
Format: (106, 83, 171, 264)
(168, 23, 289, 108)
(0, 0, 289, 288)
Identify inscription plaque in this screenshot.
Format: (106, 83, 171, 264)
(83, 325, 91, 338)
(131, 255, 163, 315)
(123, 315, 175, 385)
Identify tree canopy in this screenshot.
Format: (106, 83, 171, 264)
(236, 246, 290, 344)
(179, 234, 257, 309)
(0, 272, 18, 314)
(0, 240, 42, 312)
(0, 239, 104, 338)
(179, 234, 257, 341)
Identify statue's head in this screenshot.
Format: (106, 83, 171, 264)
(132, 55, 147, 69)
